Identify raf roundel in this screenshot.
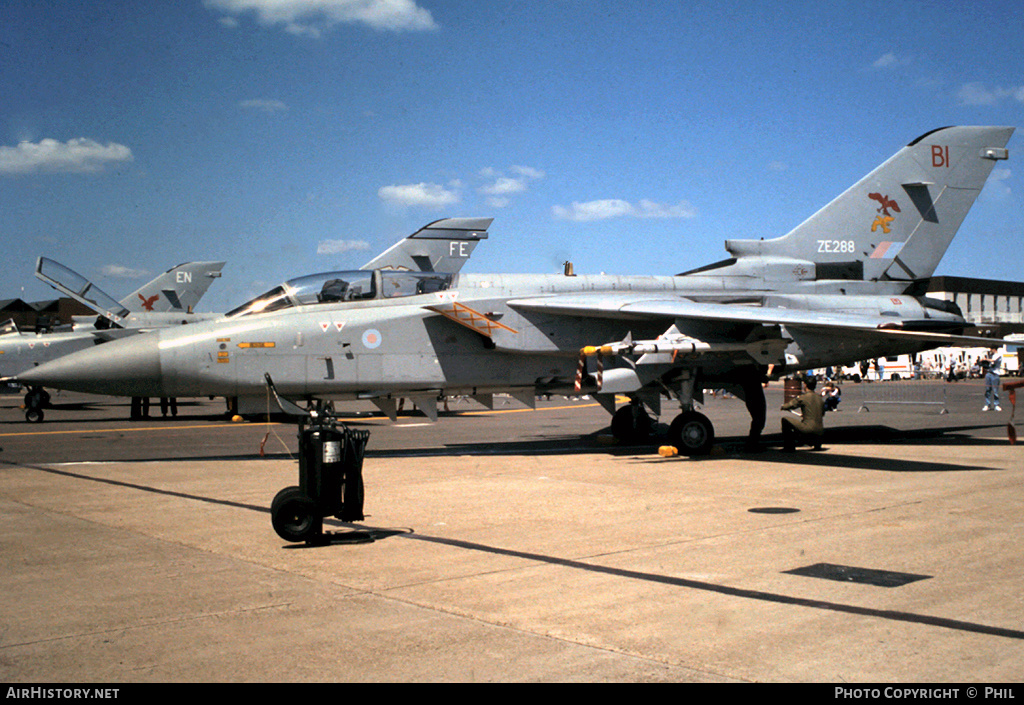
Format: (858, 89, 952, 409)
(362, 328, 382, 349)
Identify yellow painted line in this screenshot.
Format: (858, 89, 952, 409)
(450, 402, 601, 417)
(0, 422, 284, 439)
(0, 401, 604, 438)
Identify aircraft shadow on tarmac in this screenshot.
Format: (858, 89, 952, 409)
(362, 420, 1012, 461)
(631, 423, 1011, 473)
(638, 445, 994, 474)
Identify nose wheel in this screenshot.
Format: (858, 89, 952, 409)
(23, 387, 50, 423)
(669, 411, 714, 455)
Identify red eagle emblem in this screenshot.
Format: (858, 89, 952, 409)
(868, 193, 901, 217)
(138, 293, 159, 311)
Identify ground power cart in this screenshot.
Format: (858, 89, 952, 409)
(271, 418, 370, 544)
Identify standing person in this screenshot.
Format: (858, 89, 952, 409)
(982, 348, 1003, 411)
(780, 377, 825, 451)
(741, 369, 768, 453)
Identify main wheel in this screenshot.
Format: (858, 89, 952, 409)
(25, 407, 44, 423)
(611, 404, 652, 444)
(271, 486, 321, 543)
(669, 411, 714, 456)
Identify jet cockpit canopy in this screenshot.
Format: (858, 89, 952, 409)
(226, 270, 453, 318)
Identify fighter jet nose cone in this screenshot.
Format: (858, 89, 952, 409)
(17, 333, 164, 397)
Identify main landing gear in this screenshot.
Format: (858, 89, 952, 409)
(610, 402, 653, 445)
(668, 411, 714, 455)
(608, 368, 765, 456)
(609, 398, 715, 455)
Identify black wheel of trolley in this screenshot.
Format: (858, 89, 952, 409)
(669, 411, 714, 455)
(271, 486, 321, 543)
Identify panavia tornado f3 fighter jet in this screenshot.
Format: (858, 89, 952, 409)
(15, 126, 1013, 453)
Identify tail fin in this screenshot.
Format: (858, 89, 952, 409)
(725, 126, 1013, 281)
(360, 217, 492, 273)
(119, 261, 225, 313)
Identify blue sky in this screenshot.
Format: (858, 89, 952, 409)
(2, 0, 1022, 312)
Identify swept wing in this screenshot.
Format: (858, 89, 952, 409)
(505, 293, 994, 348)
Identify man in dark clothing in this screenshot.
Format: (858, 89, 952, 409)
(740, 369, 768, 453)
(781, 377, 825, 451)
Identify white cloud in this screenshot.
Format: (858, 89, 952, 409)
(872, 52, 897, 69)
(239, 98, 288, 113)
(378, 182, 460, 209)
(205, 0, 438, 35)
(553, 199, 634, 222)
(985, 167, 1012, 198)
(552, 198, 696, 222)
(511, 165, 545, 180)
(871, 52, 913, 70)
(379, 165, 543, 211)
(101, 264, 150, 279)
(480, 176, 527, 196)
(317, 239, 371, 255)
(477, 165, 544, 207)
(636, 199, 697, 219)
(0, 138, 133, 175)
(956, 82, 1024, 106)
(957, 83, 998, 105)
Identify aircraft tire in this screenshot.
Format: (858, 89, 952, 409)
(669, 411, 714, 455)
(611, 405, 652, 445)
(25, 408, 44, 423)
(271, 486, 320, 543)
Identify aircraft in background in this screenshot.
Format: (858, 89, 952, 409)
(2, 259, 225, 421)
(15, 126, 1012, 451)
(34, 257, 225, 331)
